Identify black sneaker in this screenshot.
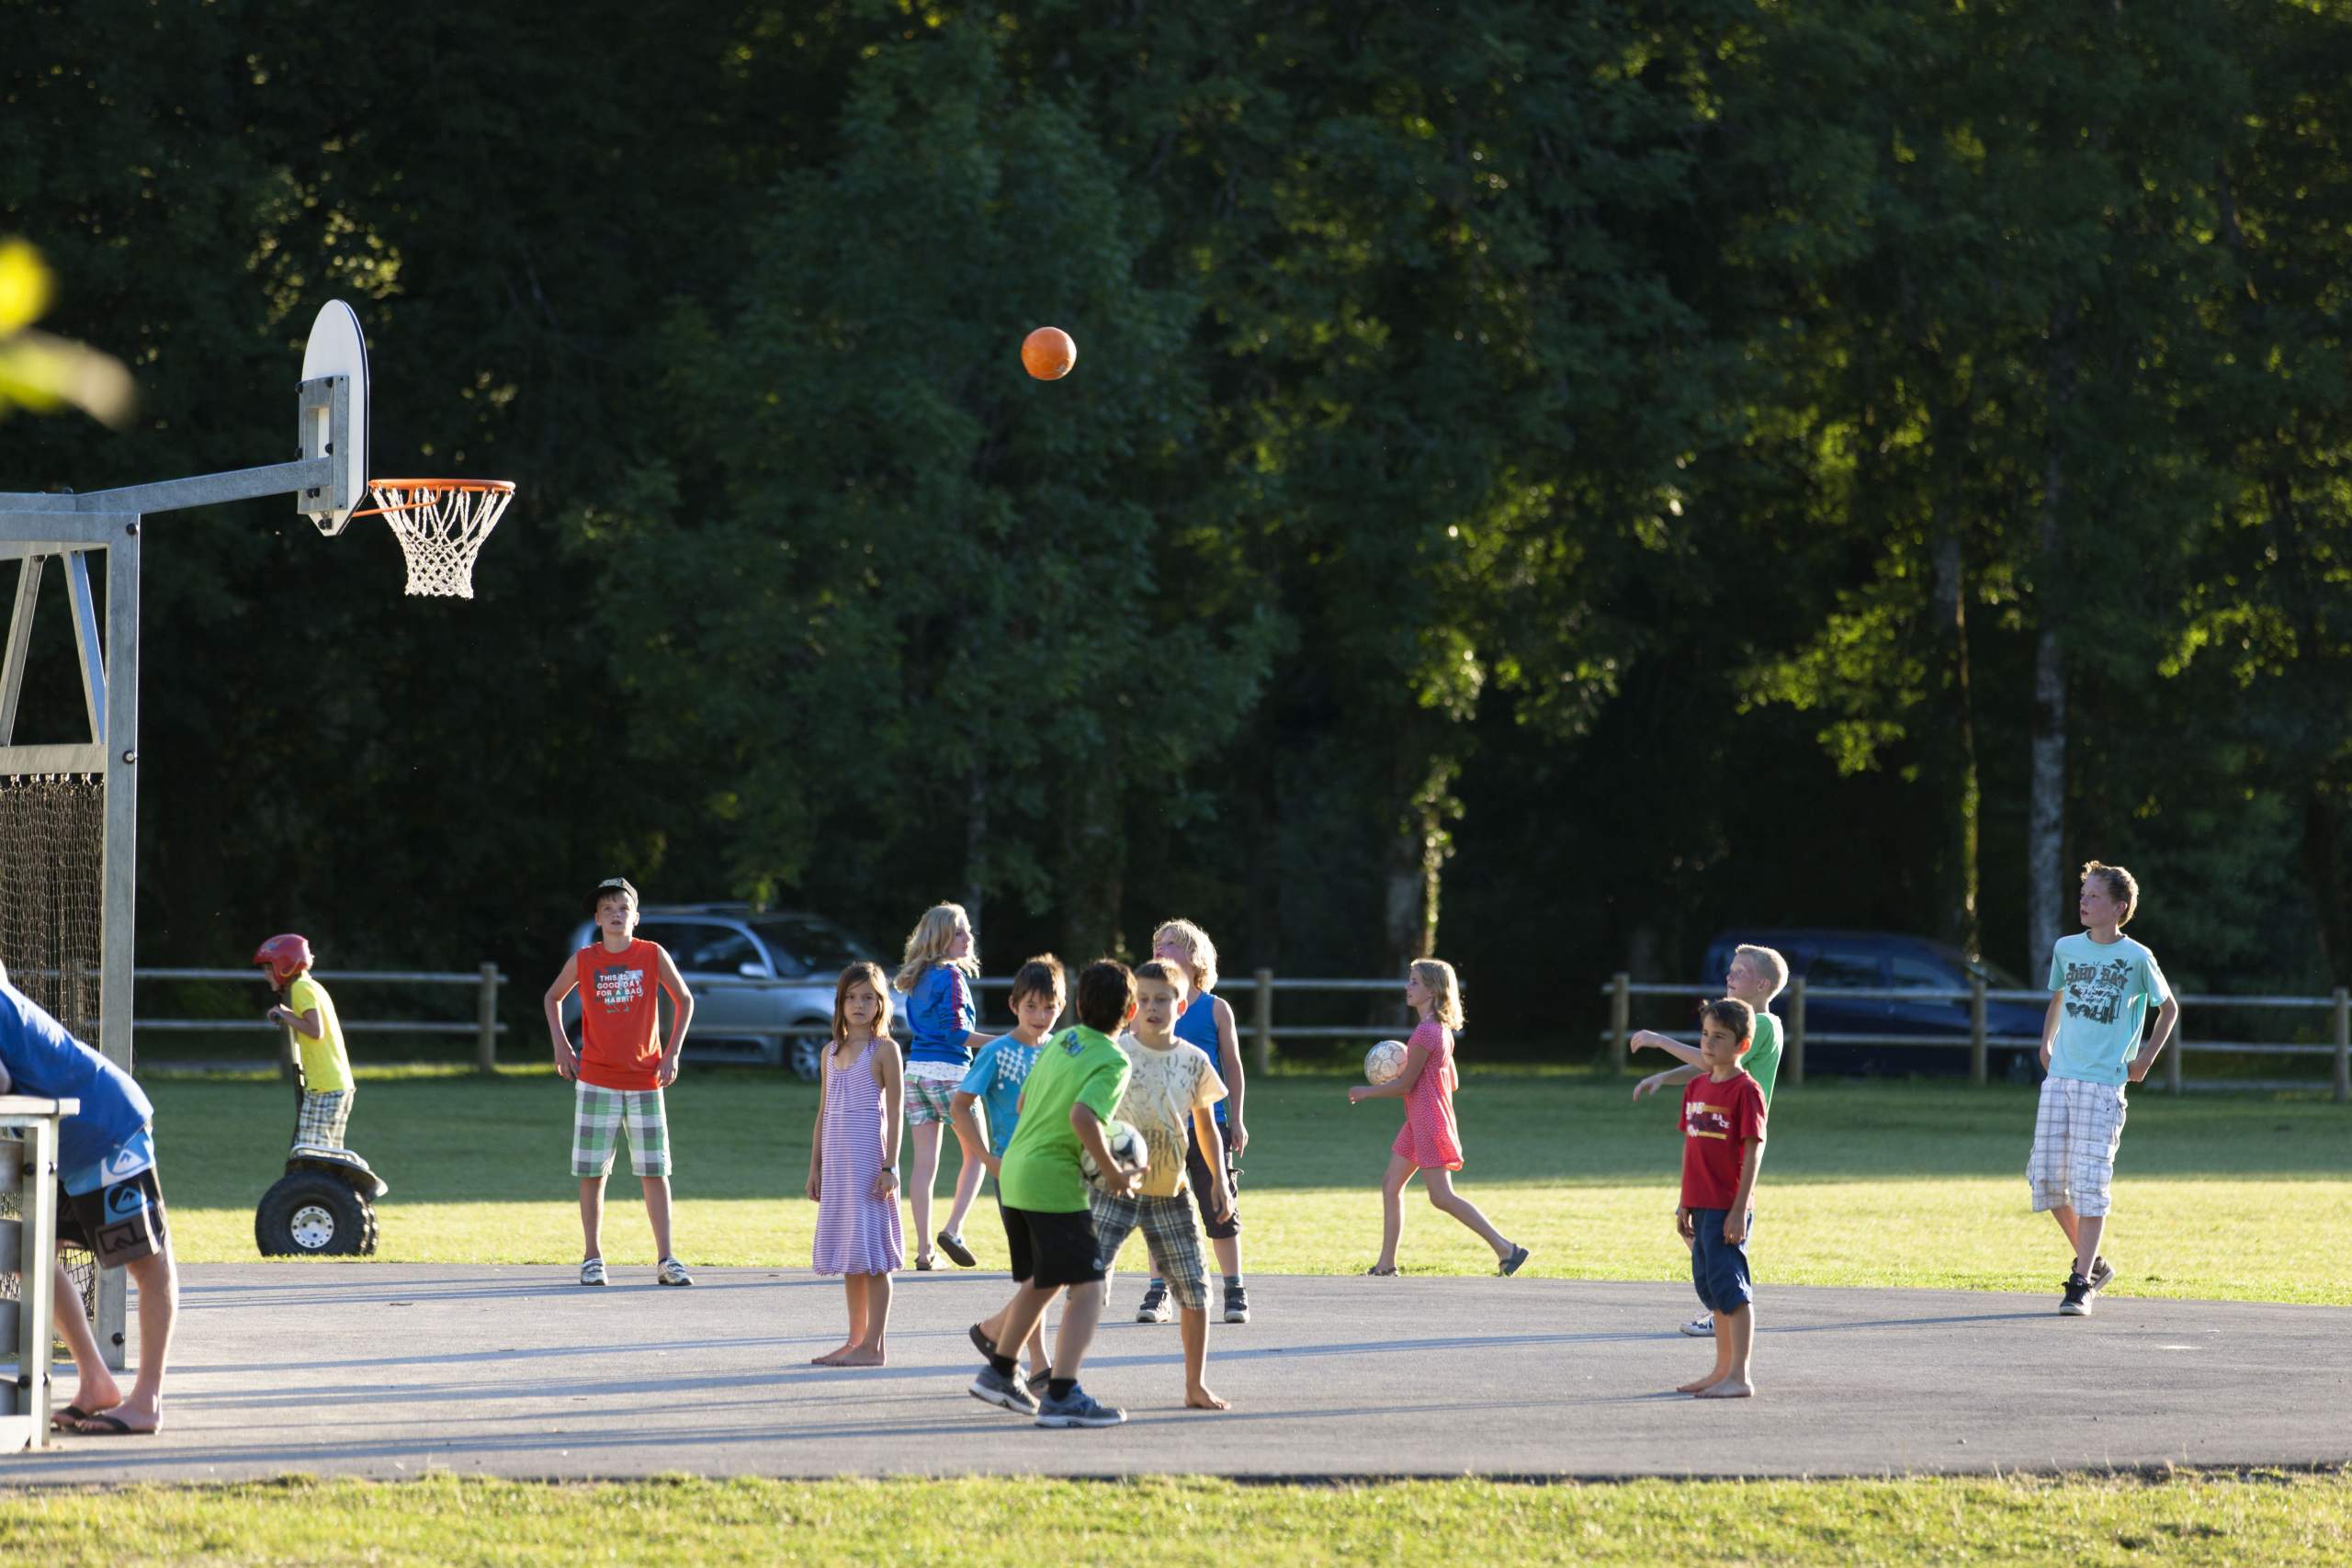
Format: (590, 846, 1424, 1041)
(1035, 1383, 1127, 1427)
(2086, 1255, 2115, 1294)
(1136, 1281, 1172, 1323)
(2059, 1272, 2093, 1316)
(936, 1230, 978, 1269)
(1223, 1284, 1250, 1325)
(969, 1365, 1038, 1415)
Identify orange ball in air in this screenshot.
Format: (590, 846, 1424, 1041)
(1022, 326, 1077, 380)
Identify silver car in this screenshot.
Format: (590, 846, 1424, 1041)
(561, 904, 879, 1079)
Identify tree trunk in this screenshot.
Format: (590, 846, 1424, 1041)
(2303, 783, 2351, 988)
(1930, 527, 1981, 956)
(2027, 313, 2076, 976)
(1384, 755, 1456, 971)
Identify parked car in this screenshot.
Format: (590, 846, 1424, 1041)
(561, 904, 882, 1079)
(1698, 929, 2047, 1081)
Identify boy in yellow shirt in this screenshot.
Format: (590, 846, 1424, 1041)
(254, 932, 355, 1148)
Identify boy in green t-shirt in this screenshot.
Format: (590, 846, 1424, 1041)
(967, 959, 1140, 1428)
(254, 932, 356, 1150)
(1632, 942, 1787, 1337)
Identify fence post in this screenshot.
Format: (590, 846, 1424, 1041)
(1786, 976, 1806, 1088)
(1968, 976, 1988, 1087)
(476, 963, 501, 1073)
(1251, 967, 1274, 1077)
(2335, 987, 2349, 1105)
(277, 1021, 299, 1084)
(2166, 1018, 2184, 1095)
(1608, 973, 1631, 1071)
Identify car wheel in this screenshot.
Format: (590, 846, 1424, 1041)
(791, 1034, 824, 1082)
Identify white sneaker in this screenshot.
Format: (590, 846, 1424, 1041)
(656, 1257, 695, 1287)
(1679, 1313, 1713, 1337)
(579, 1258, 607, 1288)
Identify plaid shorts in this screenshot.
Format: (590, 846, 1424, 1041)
(904, 1061, 963, 1127)
(2027, 1076, 2128, 1217)
(1090, 1189, 1209, 1313)
(293, 1089, 352, 1150)
(571, 1083, 672, 1178)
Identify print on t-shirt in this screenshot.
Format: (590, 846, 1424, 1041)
(594, 962, 647, 1010)
(1684, 1095, 1739, 1141)
(2061, 956, 2137, 1027)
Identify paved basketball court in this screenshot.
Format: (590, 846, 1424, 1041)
(4, 1264, 2342, 1483)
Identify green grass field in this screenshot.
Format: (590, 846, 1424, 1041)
(3, 1471, 2348, 1566)
(150, 1065, 2352, 1303)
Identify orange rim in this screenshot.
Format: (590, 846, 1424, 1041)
(349, 479, 514, 519)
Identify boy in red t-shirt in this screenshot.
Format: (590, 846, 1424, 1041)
(1674, 997, 1767, 1399)
(541, 877, 697, 1287)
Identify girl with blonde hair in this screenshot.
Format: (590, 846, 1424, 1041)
(893, 903, 993, 1271)
(1348, 958, 1528, 1277)
(807, 963, 904, 1364)
(1140, 918, 1254, 1325)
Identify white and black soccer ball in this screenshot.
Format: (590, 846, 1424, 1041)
(1364, 1039, 1408, 1085)
(1080, 1118, 1148, 1189)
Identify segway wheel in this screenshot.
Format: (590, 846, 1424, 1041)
(255, 1171, 379, 1257)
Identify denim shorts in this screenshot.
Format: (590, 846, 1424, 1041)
(1689, 1207, 1754, 1314)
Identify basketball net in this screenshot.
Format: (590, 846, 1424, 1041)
(364, 479, 514, 599)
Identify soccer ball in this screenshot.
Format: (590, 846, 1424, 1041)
(1080, 1119, 1148, 1188)
(1364, 1040, 1408, 1085)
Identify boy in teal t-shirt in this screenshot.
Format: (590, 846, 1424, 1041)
(2031, 862, 2179, 1317)
(968, 960, 1139, 1428)
(1632, 942, 1788, 1336)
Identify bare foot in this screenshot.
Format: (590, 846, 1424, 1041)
(810, 1344, 856, 1365)
(1693, 1379, 1754, 1399)
(1676, 1371, 1724, 1394)
(1185, 1385, 1230, 1410)
(831, 1346, 887, 1367)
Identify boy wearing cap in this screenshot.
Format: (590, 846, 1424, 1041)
(542, 877, 698, 1287)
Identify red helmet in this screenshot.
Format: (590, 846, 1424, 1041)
(254, 933, 314, 986)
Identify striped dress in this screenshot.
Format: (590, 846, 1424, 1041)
(811, 1037, 905, 1276)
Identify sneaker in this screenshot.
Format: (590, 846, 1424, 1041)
(2086, 1255, 2115, 1294)
(656, 1257, 695, 1287)
(1136, 1281, 1172, 1324)
(936, 1230, 978, 1269)
(578, 1257, 606, 1288)
(1035, 1383, 1127, 1428)
(1223, 1284, 1250, 1325)
(1679, 1313, 1715, 1337)
(969, 1365, 1038, 1416)
(2060, 1272, 2093, 1316)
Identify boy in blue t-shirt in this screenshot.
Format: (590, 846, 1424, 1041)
(954, 955, 1065, 1384)
(0, 965, 179, 1435)
(2030, 861, 2180, 1317)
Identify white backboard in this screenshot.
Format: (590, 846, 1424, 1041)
(298, 300, 370, 535)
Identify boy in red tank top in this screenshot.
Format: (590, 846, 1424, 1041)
(541, 877, 698, 1287)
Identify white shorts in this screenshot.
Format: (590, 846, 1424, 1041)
(2027, 1076, 2128, 1217)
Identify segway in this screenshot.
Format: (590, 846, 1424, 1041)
(254, 1029, 386, 1256)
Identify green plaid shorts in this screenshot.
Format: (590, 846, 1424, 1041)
(571, 1083, 672, 1178)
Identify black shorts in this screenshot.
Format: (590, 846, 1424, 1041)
(1000, 1202, 1106, 1289)
(55, 1165, 170, 1269)
(1185, 1119, 1241, 1240)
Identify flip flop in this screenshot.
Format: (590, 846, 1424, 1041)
(1498, 1244, 1532, 1278)
(67, 1411, 157, 1437)
(50, 1403, 94, 1430)
(1364, 1265, 1397, 1277)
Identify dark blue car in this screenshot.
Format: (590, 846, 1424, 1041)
(1699, 929, 2048, 1081)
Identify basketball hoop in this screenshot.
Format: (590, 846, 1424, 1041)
(353, 479, 514, 599)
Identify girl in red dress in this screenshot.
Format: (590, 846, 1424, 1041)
(1349, 959, 1529, 1277)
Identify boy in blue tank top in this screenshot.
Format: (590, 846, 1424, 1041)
(1141, 919, 1251, 1325)
(0, 965, 180, 1436)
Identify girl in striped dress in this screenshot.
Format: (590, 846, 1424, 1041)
(1348, 958, 1529, 1278)
(808, 962, 905, 1365)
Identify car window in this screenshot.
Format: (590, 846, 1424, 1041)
(1886, 953, 1957, 991)
(639, 921, 765, 976)
(1805, 953, 1883, 989)
(750, 915, 872, 976)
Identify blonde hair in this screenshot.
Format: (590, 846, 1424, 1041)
(894, 902, 978, 993)
(832, 962, 896, 1047)
(1733, 943, 1790, 999)
(2082, 861, 2140, 927)
(1151, 919, 1220, 994)
(1410, 957, 1465, 1031)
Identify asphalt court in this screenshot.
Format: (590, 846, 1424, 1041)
(5, 1265, 2343, 1483)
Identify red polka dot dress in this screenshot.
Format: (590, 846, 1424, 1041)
(1392, 1018, 1464, 1171)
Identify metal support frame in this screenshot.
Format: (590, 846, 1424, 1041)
(0, 1095, 72, 1450)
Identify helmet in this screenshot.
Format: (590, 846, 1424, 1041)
(254, 933, 314, 986)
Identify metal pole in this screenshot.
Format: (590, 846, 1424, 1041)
(2334, 987, 2349, 1105)
(96, 518, 138, 1372)
(1608, 973, 1630, 1071)
(477, 963, 501, 1072)
(1787, 976, 1807, 1088)
(1969, 976, 1988, 1086)
(1251, 968, 1273, 1076)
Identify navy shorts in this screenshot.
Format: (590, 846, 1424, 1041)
(1000, 1202, 1106, 1290)
(1688, 1207, 1753, 1314)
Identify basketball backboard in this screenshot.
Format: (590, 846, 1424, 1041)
(298, 300, 370, 535)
